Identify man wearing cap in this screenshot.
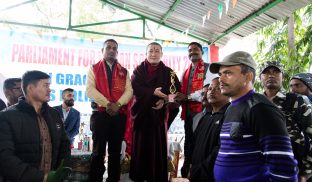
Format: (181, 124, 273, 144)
(290, 73, 312, 103)
(210, 51, 298, 181)
(260, 61, 312, 181)
(174, 42, 214, 178)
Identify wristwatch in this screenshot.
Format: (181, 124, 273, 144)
(117, 102, 122, 108)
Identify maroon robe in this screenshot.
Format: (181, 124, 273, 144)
(130, 60, 181, 182)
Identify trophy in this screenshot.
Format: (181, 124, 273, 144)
(168, 71, 177, 103)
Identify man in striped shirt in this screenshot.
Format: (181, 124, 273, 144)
(209, 51, 298, 182)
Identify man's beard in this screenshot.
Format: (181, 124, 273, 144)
(65, 99, 74, 107)
(189, 54, 201, 61)
(265, 83, 281, 90)
(106, 56, 117, 62)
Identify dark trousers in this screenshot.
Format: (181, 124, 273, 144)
(89, 111, 126, 182)
(181, 114, 195, 178)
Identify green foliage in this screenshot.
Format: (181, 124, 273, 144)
(254, 4, 312, 92)
(47, 160, 71, 182)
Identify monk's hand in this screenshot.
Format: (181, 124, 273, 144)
(154, 87, 167, 98)
(152, 99, 165, 110)
(174, 92, 187, 102)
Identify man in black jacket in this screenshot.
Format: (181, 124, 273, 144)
(190, 77, 230, 182)
(0, 70, 70, 182)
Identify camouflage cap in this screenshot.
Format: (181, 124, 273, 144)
(209, 51, 256, 74)
(291, 72, 312, 92)
(259, 60, 284, 74)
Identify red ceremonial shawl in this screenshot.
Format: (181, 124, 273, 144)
(181, 60, 205, 120)
(93, 59, 127, 114)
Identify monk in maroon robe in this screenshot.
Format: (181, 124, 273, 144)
(129, 42, 181, 182)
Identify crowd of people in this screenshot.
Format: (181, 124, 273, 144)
(0, 38, 311, 182)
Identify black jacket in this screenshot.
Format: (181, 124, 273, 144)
(0, 98, 6, 111)
(0, 98, 70, 182)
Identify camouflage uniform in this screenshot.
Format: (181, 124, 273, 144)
(269, 91, 312, 176)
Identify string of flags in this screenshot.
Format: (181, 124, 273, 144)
(218, 3, 223, 20)
(8, 0, 240, 45)
(200, 0, 238, 27)
(233, 0, 238, 8)
(224, 0, 230, 14)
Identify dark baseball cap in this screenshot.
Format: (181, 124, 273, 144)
(259, 60, 284, 74)
(291, 72, 312, 92)
(209, 51, 256, 74)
